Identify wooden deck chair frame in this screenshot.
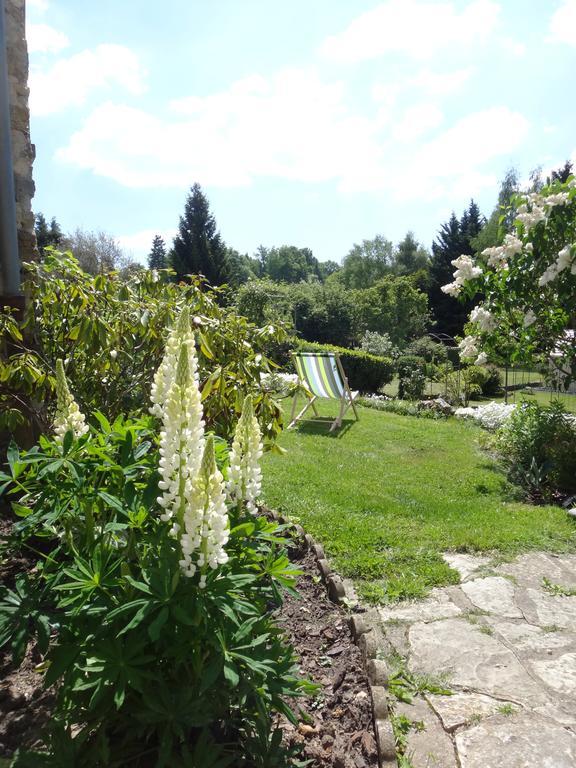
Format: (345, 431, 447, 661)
(289, 351, 359, 432)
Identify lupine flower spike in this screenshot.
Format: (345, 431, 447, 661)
(227, 394, 263, 514)
(180, 435, 229, 587)
(53, 359, 88, 443)
(150, 307, 197, 418)
(157, 336, 205, 539)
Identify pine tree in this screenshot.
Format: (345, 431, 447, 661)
(35, 213, 63, 253)
(148, 235, 167, 270)
(428, 202, 483, 338)
(48, 217, 63, 247)
(170, 184, 230, 285)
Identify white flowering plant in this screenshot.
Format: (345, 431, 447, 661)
(0, 320, 311, 765)
(442, 176, 576, 383)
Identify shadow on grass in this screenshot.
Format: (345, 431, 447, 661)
(291, 417, 356, 438)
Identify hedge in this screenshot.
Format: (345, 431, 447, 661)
(294, 340, 394, 393)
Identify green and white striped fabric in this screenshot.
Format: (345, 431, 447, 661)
(293, 352, 345, 399)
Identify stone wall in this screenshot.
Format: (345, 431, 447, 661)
(5, 0, 36, 267)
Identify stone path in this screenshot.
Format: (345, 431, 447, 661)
(377, 551, 576, 767)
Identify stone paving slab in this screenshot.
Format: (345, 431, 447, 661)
(377, 551, 576, 767)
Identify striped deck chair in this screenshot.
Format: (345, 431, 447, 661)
(289, 351, 359, 432)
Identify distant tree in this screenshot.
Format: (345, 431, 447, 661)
(62, 228, 126, 275)
(318, 260, 341, 281)
(548, 159, 573, 185)
(258, 245, 320, 283)
(353, 275, 429, 345)
(148, 235, 167, 270)
(394, 232, 430, 275)
(339, 235, 394, 289)
(170, 183, 230, 285)
(35, 213, 63, 252)
(226, 248, 256, 286)
(428, 201, 483, 338)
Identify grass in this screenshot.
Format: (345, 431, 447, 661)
(262, 400, 576, 603)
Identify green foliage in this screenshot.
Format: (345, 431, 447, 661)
(352, 276, 430, 346)
(35, 213, 63, 253)
(0, 252, 286, 444)
(495, 401, 576, 497)
(480, 365, 503, 397)
(257, 245, 321, 284)
(337, 235, 395, 289)
(0, 420, 310, 766)
(404, 336, 448, 364)
(359, 397, 447, 420)
(445, 365, 489, 406)
(295, 341, 394, 393)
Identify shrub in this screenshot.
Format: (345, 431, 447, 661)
(495, 400, 576, 497)
(445, 365, 489, 406)
(480, 365, 503, 397)
(0, 338, 310, 765)
(404, 336, 448, 364)
(396, 355, 426, 400)
(0, 251, 287, 445)
(359, 395, 447, 419)
(357, 330, 399, 359)
(295, 341, 394, 393)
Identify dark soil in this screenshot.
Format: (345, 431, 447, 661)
(0, 516, 378, 767)
(277, 542, 378, 768)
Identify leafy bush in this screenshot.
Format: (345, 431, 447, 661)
(359, 395, 446, 420)
(445, 365, 489, 406)
(0, 333, 310, 766)
(357, 330, 399, 359)
(0, 252, 286, 444)
(404, 336, 448, 364)
(396, 355, 426, 400)
(495, 401, 576, 497)
(480, 365, 503, 397)
(295, 341, 394, 393)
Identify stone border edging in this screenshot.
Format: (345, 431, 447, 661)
(267, 510, 397, 768)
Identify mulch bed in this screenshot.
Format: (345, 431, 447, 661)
(278, 541, 379, 768)
(0, 516, 378, 767)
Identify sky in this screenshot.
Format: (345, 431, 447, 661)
(25, 0, 576, 265)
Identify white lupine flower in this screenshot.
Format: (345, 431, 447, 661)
(523, 310, 537, 327)
(470, 306, 497, 332)
(180, 435, 229, 586)
(150, 308, 198, 418)
(458, 335, 479, 361)
(441, 281, 463, 297)
(157, 336, 205, 539)
(227, 394, 263, 514)
(53, 359, 89, 444)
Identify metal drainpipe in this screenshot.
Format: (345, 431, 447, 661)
(0, 0, 21, 298)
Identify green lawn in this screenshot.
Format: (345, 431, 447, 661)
(262, 401, 576, 603)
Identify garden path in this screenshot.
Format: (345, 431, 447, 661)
(377, 551, 576, 767)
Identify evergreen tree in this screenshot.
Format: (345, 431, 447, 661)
(394, 232, 430, 275)
(170, 184, 230, 285)
(35, 213, 64, 253)
(428, 201, 482, 338)
(148, 235, 167, 270)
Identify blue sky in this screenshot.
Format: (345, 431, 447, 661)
(26, 0, 576, 264)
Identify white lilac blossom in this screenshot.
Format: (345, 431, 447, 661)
(458, 335, 480, 361)
(475, 352, 488, 365)
(455, 401, 516, 430)
(441, 254, 482, 296)
(179, 435, 229, 586)
(227, 394, 263, 514)
(538, 244, 576, 286)
(470, 306, 497, 332)
(523, 310, 537, 327)
(157, 338, 205, 539)
(53, 359, 89, 443)
(481, 234, 523, 270)
(150, 308, 197, 418)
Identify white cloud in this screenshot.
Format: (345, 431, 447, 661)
(392, 103, 444, 142)
(372, 67, 472, 106)
(57, 69, 383, 188)
(117, 229, 176, 263)
(547, 0, 576, 46)
(56, 66, 529, 206)
(27, 23, 69, 54)
(30, 44, 146, 116)
(319, 0, 500, 62)
(501, 37, 526, 57)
